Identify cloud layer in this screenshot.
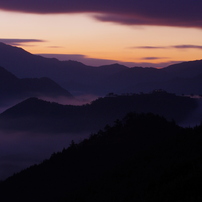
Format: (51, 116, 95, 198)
(0, 131, 89, 180)
(132, 44, 202, 50)
(141, 57, 169, 60)
(0, 0, 201, 28)
(0, 39, 45, 46)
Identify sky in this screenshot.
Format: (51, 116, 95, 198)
(0, 0, 202, 67)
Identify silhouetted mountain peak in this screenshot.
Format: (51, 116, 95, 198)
(98, 63, 128, 69)
(0, 62, 73, 107)
(1, 97, 54, 118)
(1, 42, 202, 95)
(0, 42, 31, 57)
(164, 59, 202, 77)
(64, 59, 88, 67)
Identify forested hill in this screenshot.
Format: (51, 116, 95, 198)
(1, 113, 202, 201)
(0, 91, 198, 133)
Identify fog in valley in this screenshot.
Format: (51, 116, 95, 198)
(0, 95, 99, 180)
(38, 94, 99, 106)
(0, 94, 202, 181)
(178, 98, 202, 127)
(0, 131, 90, 180)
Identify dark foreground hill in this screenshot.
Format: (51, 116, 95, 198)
(1, 113, 202, 201)
(0, 65, 72, 107)
(0, 91, 198, 133)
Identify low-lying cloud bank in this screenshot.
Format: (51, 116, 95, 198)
(178, 98, 202, 127)
(0, 131, 90, 180)
(38, 94, 99, 105)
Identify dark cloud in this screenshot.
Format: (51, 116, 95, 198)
(141, 57, 169, 60)
(47, 46, 64, 49)
(0, 39, 46, 46)
(131, 46, 167, 49)
(0, 0, 201, 28)
(131, 44, 202, 50)
(171, 45, 202, 49)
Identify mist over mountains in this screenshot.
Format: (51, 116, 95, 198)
(1, 113, 202, 202)
(1, 42, 202, 201)
(0, 91, 199, 133)
(1, 42, 202, 95)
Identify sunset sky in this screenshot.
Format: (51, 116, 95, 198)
(0, 0, 202, 67)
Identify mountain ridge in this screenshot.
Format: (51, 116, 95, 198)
(0, 92, 198, 133)
(1, 42, 202, 95)
(1, 112, 202, 201)
(0, 65, 72, 107)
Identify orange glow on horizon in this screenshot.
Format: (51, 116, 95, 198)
(0, 10, 202, 66)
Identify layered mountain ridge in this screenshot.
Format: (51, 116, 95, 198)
(1, 42, 202, 95)
(1, 112, 202, 201)
(0, 92, 198, 133)
(0, 65, 72, 106)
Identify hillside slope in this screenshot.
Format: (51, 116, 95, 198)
(1, 113, 202, 201)
(0, 91, 198, 133)
(0, 65, 72, 106)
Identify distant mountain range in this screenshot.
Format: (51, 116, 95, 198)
(0, 91, 198, 133)
(0, 65, 72, 107)
(0, 42, 202, 95)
